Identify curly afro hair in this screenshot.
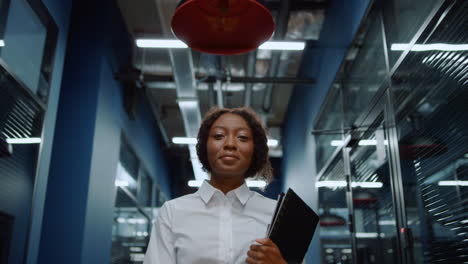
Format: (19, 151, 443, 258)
(196, 107, 273, 183)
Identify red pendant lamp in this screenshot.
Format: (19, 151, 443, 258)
(171, 0, 275, 55)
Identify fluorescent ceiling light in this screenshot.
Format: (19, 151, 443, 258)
(173, 137, 197, 144)
(173, 137, 279, 147)
(6, 137, 41, 144)
(378, 220, 396, 225)
(178, 100, 199, 108)
(438, 180, 468, 186)
(356, 232, 379, 238)
(330, 140, 344, 147)
(136, 39, 188, 48)
(391, 43, 468, 52)
(246, 180, 267, 188)
(258, 41, 305, 50)
(130, 247, 143, 252)
(115, 179, 129, 187)
(0, 40, 4, 47)
(188, 180, 266, 188)
(115, 162, 137, 188)
(330, 139, 388, 147)
(316, 180, 383, 188)
(357, 182, 383, 188)
(267, 139, 279, 147)
(316, 180, 347, 188)
(136, 39, 305, 51)
(127, 218, 147, 224)
(358, 140, 378, 146)
(188, 180, 202, 187)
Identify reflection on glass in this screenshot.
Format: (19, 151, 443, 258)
(112, 206, 151, 264)
(0, 61, 45, 264)
(116, 162, 137, 191)
(383, 0, 440, 68)
(341, 8, 386, 127)
(392, 1, 468, 262)
(314, 83, 344, 173)
(137, 169, 153, 207)
(0, 0, 46, 95)
(318, 157, 353, 264)
(350, 126, 399, 264)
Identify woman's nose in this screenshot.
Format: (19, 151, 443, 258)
(224, 136, 237, 149)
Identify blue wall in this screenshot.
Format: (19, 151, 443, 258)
(282, 0, 371, 263)
(38, 1, 170, 263)
(25, 0, 73, 263)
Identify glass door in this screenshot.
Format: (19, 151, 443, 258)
(317, 154, 354, 264)
(347, 115, 401, 264)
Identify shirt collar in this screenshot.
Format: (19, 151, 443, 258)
(198, 180, 252, 206)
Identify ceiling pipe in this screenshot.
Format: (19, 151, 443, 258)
(215, 79, 224, 108)
(207, 82, 215, 108)
(243, 51, 257, 107)
(262, 0, 290, 114)
(116, 72, 316, 85)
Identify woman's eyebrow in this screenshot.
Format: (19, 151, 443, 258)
(237, 128, 251, 132)
(211, 125, 250, 130)
(211, 126, 227, 130)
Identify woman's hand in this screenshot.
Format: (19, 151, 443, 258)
(246, 238, 287, 264)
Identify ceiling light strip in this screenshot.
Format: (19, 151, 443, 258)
(136, 39, 188, 48)
(172, 137, 279, 147)
(316, 181, 383, 188)
(136, 39, 305, 51)
(6, 137, 42, 144)
(438, 180, 468, 186)
(391, 43, 468, 52)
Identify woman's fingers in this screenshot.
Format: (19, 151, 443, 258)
(255, 238, 276, 248)
(247, 238, 287, 264)
(247, 249, 265, 259)
(246, 256, 266, 264)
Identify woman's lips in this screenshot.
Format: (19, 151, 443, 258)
(220, 155, 239, 161)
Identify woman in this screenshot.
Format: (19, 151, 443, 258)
(143, 107, 287, 264)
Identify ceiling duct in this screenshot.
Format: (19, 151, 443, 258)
(262, 0, 290, 114)
(155, 0, 206, 181)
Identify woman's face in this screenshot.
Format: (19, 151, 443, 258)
(207, 113, 254, 179)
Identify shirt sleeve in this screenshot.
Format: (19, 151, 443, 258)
(143, 203, 176, 264)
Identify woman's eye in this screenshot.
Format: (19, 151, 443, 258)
(214, 134, 224, 140)
(238, 136, 248, 141)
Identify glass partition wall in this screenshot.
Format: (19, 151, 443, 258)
(0, 1, 57, 263)
(314, 0, 467, 263)
(111, 135, 168, 264)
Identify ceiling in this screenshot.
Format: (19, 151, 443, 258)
(116, 0, 329, 195)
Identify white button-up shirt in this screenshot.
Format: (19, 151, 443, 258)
(143, 180, 277, 264)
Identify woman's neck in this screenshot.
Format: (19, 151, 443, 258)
(209, 174, 245, 194)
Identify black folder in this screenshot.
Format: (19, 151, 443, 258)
(266, 188, 320, 264)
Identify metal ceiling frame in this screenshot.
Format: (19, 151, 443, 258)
(116, 72, 317, 85)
